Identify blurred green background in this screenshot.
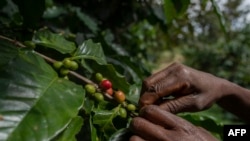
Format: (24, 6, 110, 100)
(1, 0, 250, 139)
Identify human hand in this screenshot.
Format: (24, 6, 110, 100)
(139, 62, 230, 113)
(129, 105, 218, 141)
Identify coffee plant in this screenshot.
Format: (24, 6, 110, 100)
(0, 0, 227, 140)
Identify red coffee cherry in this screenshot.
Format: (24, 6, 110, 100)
(100, 79, 112, 90)
(105, 88, 113, 96)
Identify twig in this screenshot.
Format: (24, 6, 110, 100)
(0, 34, 138, 113)
(69, 71, 97, 86)
(34, 51, 57, 63)
(0, 35, 25, 48)
(0, 35, 96, 89)
(0, 34, 114, 101)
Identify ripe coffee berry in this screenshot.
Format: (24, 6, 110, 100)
(106, 88, 113, 96)
(100, 79, 112, 90)
(114, 90, 126, 103)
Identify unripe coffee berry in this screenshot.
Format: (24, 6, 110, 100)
(127, 104, 136, 111)
(85, 84, 96, 94)
(95, 73, 104, 82)
(24, 41, 36, 49)
(60, 68, 69, 76)
(69, 61, 79, 70)
(93, 93, 104, 102)
(119, 108, 127, 118)
(63, 58, 72, 69)
(53, 61, 63, 70)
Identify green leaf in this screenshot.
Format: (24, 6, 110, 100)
(12, 0, 45, 28)
(90, 115, 98, 141)
(211, 0, 228, 36)
(83, 96, 95, 114)
(109, 128, 132, 141)
(32, 29, 76, 54)
(93, 107, 120, 139)
(0, 0, 22, 26)
(73, 39, 107, 65)
(163, 0, 190, 24)
(0, 40, 19, 67)
(43, 5, 66, 19)
(172, 0, 190, 17)
(0, 40, 84, 141)
(55, 116, 84, 141)
(179, 113, 223, 139)
(75, 7, 99, 33)
(79, 115, 98, 141)
(163, 0, 176, 24)
(108, 56, 145, 83)
(126, 83, 141, 105)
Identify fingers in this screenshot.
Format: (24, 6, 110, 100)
(130, 105, 218, 141)
(139, 82, 190, 108)
(130, 105, 193, 141)
(138, 92, 159, 108)
(159, 94, 212, 113)
(139, 105, 185, 128)
(129, 135, 146, 141)
(142, 63, 181, 91)
(130, 117, 170, 141)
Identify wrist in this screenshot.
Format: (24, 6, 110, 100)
(216, 80, 250, 122)
(219, 79, 250, 99)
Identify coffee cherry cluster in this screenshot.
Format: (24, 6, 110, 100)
(95, 73, 127, 104)
(84, 73, 137, 118)
(52, 59, 137, 118)
(53, 58, 79, 78)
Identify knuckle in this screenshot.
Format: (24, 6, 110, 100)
(193, 97, 206, 111)
(130, 117, 145, 131)
(140, 105, 158, 115)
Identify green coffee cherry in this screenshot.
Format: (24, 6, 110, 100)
(24, 41, 36, 49)
(53, 61, 63, 70)
(127, 104, 136, 111)
(69, 61, 79, 70)
(85, 84, 96, 94)
(63, 58, 72, 69)
(95, 73, 103, 82)
(119, 108, 127, 118)
(93, 93, 104, 102)
(63, 75, 69, 80)
(60, 68, 69, 76)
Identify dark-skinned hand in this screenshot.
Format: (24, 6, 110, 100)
(139, 62, 250, 122)
(129, 105, 218, 141)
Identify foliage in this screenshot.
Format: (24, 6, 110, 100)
(1, 0, 248, 141)
(171, 0, 250, 124)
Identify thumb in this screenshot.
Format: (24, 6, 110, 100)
(159, 94, 202, 113)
